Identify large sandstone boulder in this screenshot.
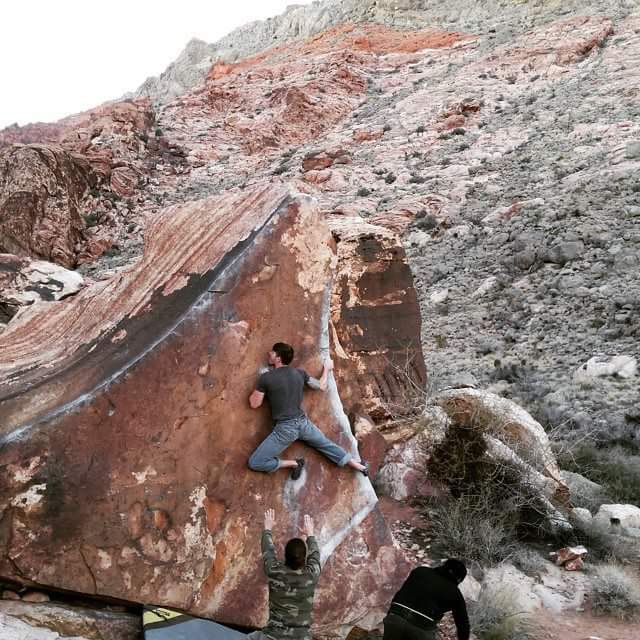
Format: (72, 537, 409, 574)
(0, 184, 408, 634)
(376, 390, 571, 534)
(594, 504, 640, 531)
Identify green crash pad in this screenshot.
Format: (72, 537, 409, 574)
(143, 606, 249, 640)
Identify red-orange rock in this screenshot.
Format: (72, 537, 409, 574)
(302, 149, 351, 172)
(110, 166, 139, 198)
(0, 184, 408, 632)
(442, 114, 466, 130)
(329, 217, 426, 423)
(0, 145, 96, 267)
(304, 169, 332, 184)
(353, 128, 385, 142)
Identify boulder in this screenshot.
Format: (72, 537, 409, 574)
(0, 254, 84, 327)
(302, 148, 351, 172)
(434, 389, 567, 500)
(549, 546, 588, 571)
(481, 562, 589, 614)
(560, 470, 604, 509)
(0, 600, 139, 640)
(0, 184, 408, 634)
(0, 145, 96, 268)
(329, 217, 426, 424)
(570, 507, 593, 527)
(376, 406, 449, 500)
(574, 355, 637, 383)
(594, 504, 640, 531)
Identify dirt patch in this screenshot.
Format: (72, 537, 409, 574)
(537, 608, 638, 640)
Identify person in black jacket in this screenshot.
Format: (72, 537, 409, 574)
(383, 559, 470, 640)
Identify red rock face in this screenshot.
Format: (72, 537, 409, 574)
(0, 185, 408, 631)
(0, 145, 96, 267)
(329, 217, 426, 424)
(0, 99, 166, 267)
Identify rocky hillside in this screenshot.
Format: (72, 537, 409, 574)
(128, 0, 640, 442)
(135, 0, 636, 105)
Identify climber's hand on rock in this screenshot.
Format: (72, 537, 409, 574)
(264, 508, 275, 531)
(301, 514, 314, 537)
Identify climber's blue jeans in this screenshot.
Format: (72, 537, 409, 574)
(248, 415, 351, 473)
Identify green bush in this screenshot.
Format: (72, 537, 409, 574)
(589, 563, 640, 620)
(470, 585, 538, 640)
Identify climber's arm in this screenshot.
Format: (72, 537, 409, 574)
(306, 358, 334, 392)
(249, 390, 265, 409)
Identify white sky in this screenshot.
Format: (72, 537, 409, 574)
(0, 0, 313, 129)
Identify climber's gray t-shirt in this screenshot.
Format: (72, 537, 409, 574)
(256, 366, 310, 422)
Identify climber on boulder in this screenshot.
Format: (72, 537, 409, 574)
(383, 559, 470, 640)
(248, 342, 367, 479)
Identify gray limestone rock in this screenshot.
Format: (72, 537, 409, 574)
(624, 140, 640, 159)
(544, 241, 585, 265)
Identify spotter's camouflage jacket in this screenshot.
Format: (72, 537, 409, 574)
(261, 529, 321, 640)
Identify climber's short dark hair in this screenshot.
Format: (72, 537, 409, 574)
(272, 342, 294, 365)
(285, 537, 307, 569)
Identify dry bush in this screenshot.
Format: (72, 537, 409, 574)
(425, 494, 519, 565)
(423, 423, 554, 565)
(470, 584, 538, 640)
(556, 441, 640, 506)
(589, 563, 640, 620)
(511, 547, 549, 577)
(568, 518, 640, 564)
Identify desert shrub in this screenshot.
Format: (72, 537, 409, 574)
(558, 443, 640, 506)
(567, 518, 640, 564)
(511, 547, 548, 577)
(272, 163, 288, 175)
(470, 584, 538, 640)
(384, 172, 396, 184)
(416, 214, 438, 231)
(425, 494, 519, 565)
(83, 212, 99, 228)
(424, 423, 556, 564)
(356, 187, 372, 197)
(589, 563, 640, 620)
